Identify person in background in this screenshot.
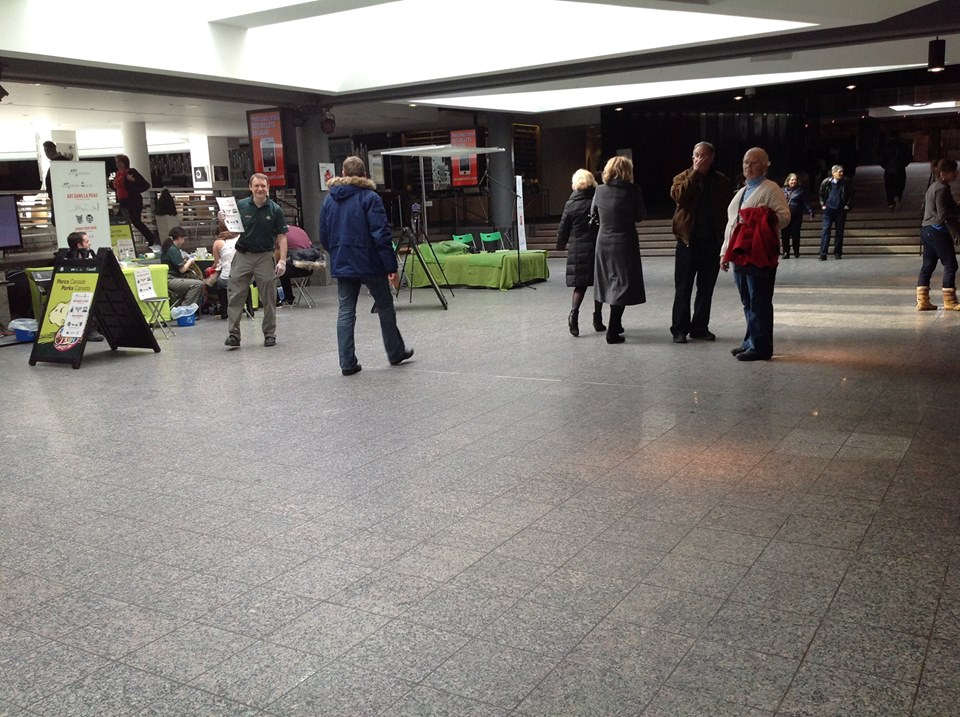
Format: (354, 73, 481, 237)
(42, 141, 69, 226)
(64, 231, 104, 342)
(556, 168, 602, 337)
(592, 155, 646, 344)
(113, 154, 155, 250)
(916, 158, 960, 312)
(277, 224, 314, 307)
(65, 231, 95, 260)
(225, 173, 288, 349)
(669, 141, 733, 343)
(319, 156, 413, 375)
(161, 227, 203, 309)
(210, 220, 241, 319)
(720, 147, 791, 362)
(881, 132, 911, 210)
(818, 164, 853, 261)
(780, 173, 814, 259)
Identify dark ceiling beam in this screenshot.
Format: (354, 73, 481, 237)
(0, 57, 332, 109)
(2, 1, 960, 110)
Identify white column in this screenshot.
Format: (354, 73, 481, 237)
(121, 122, 150, 194)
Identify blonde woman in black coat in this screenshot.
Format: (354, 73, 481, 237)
(556, 169, 604, 336)
(592, 156, 646, 343)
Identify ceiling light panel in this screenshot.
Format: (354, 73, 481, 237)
(247, 0, 813, 92)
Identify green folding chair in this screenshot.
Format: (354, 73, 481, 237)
(452, 233, 475, 251)
(479, 231, 504, 251)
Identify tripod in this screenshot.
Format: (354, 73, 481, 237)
(480, 169, 536, 290)
(394, 205, 449, 310)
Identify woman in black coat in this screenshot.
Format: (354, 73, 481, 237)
(556, 169, 604, 336)
(592, 156, 646, 343)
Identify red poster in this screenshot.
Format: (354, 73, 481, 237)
(450, 129, 477, 187)
(247, 109, 286, 187)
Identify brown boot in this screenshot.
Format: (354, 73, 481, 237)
(942, 288, 960, 311)
(917, 286, 937, 311)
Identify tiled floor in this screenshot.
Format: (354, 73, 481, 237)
(1, 253, 958, 716)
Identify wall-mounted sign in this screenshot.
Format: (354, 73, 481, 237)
(247, 108, 286, 187)
(450, 129, 478, 187)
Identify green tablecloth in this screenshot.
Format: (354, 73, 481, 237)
(407, 248, 549, 291)
(27, 263, 170, 321)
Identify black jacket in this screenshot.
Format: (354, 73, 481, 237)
(556, 188, 598, 287)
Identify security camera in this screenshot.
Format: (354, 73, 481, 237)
(0, 85, 8, 102)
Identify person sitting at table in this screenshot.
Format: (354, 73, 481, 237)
(65, 231, 96, 260)
(63, 231, 104, 341)
(210, 222, 246, 319)
(161, 226, 203, 308)
(277, 224, 320, 306)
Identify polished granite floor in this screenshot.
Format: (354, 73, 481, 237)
(1, 254, 958, 716)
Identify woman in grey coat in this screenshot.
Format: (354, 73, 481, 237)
(556, 168, 603, 336)
(592, 156, 647, 343)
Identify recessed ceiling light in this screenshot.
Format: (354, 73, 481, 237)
(408, 103, 417, 107)
(614, 106, 623, 112)
(846, 84, 856, 90)
(733, 95, 743, 101)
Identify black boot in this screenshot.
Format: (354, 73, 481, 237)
(592, 302, 606, 332)
(568, 310, 579, 337)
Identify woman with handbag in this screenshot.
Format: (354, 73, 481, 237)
(113, 153, 156, 250)
(592, 156, 646, 344)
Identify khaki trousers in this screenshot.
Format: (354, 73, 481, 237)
(227, 251, 277, 340)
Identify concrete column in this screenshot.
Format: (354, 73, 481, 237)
(486, 112, 515, 234)
(296, 116, 331, 283)
(296, 116, 330, 243)
(121, 122, 150, 194)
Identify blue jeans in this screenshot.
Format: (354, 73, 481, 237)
(820, 208, 847, 257)
(336, 277, 406, 370)
(733, 267, 776, 359)
(918, 226, 958, 288)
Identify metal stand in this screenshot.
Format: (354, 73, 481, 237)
(394, 207, 449, 310)
(480, 170, 536, 290)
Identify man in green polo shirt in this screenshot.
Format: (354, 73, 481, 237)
(225, 173, 288, 348)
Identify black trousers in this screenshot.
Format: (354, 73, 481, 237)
(884, 170, 906, 206)
(671, 238, 721, 337)
(119, 194, 155, 248)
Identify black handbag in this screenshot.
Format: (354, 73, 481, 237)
(128, 170, 151, 194)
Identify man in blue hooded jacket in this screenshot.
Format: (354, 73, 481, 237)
(319, 156, 413, 376)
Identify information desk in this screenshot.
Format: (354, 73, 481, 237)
(406, 243, 549, 291)
(27, 263, 170, 322)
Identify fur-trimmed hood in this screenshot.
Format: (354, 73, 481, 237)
(328, 175, 376, 190)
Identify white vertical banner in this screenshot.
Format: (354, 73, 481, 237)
(51, 161, 110, 248)
(515, 175, 527, 251)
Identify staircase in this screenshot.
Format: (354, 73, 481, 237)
(526, 163, 937, 259)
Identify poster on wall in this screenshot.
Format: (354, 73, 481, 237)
(50, 161, 110, 248)
(368, 151, 385, 186)
(431, 158, 451, 191)
(450, 129, 478, 187)
(247, 108, 286, 186)
(318, 163, 335, 191)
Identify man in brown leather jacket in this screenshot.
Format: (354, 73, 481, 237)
(669, 141, 733, 343)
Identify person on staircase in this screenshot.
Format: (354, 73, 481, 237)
(818, 165, 853, 260)
(556, 168, 603, 337)
(917, 158, 960, 311)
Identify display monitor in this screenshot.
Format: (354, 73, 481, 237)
(0, 195, 24, 250)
